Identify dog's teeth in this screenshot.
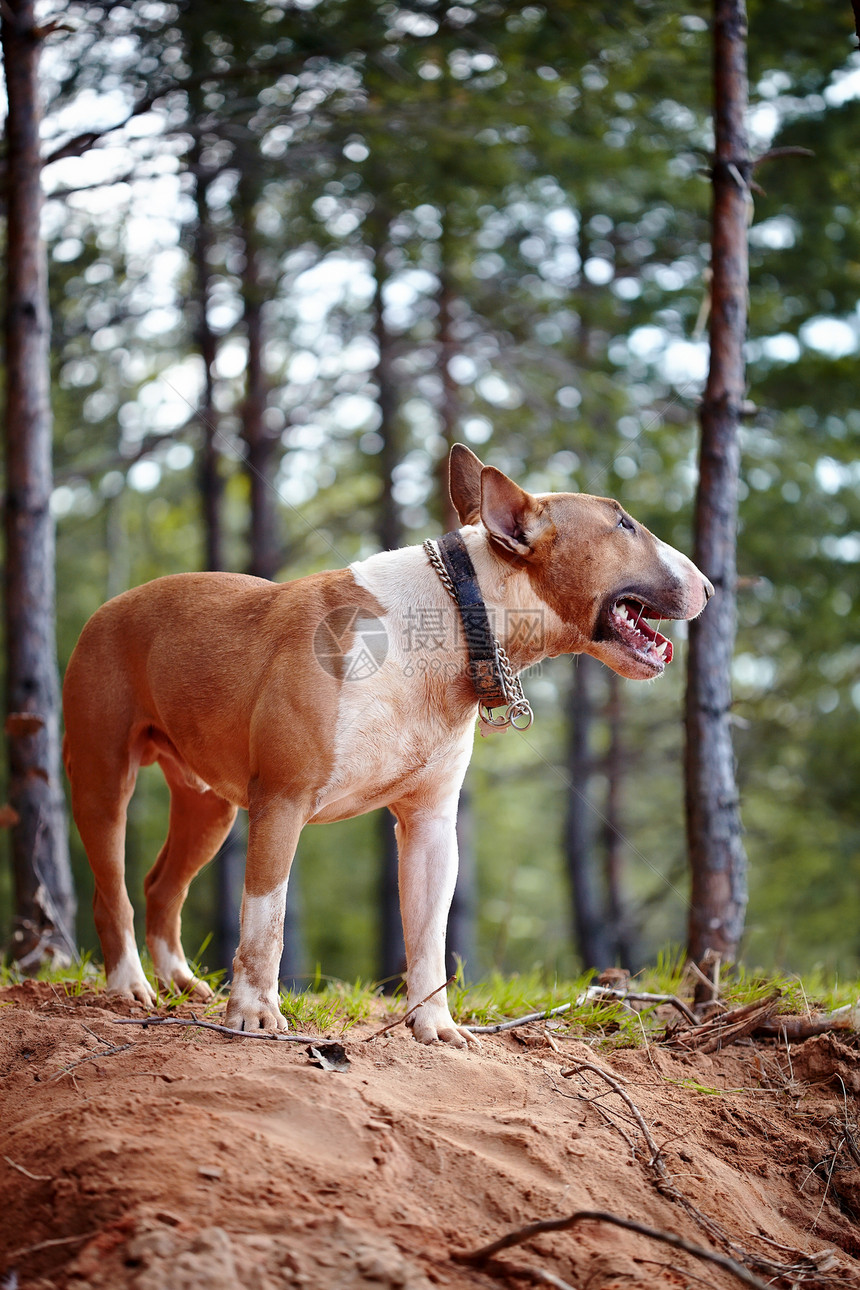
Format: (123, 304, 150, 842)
(656, 641, 667, 659)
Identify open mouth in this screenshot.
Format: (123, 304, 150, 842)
(605, 597, 673, 670)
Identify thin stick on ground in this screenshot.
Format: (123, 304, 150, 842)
(3, 1154, 51, 1181)
(49, 1042, 133, 1080)
(499, 1262, 578, 1290)
(579, 987, 698, 1025)
(465, 1004, 571, 1035)
(364, 976, 455, 1041)
(665, 992, 782, 1053)
(562, 1062, 662, 1166)
(112, 1016, 320, 1043)
(6, 1232, 90, 1261)
(561, 1061, 830, 1284)
(453, 1210, 773, 1290)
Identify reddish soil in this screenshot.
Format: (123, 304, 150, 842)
(1, 981, 859, 1290)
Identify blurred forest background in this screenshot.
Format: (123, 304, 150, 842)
(1, 0, 859, 985)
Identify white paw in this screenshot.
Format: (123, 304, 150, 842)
(162, 972, 214, 1002)
(224, 986, 286, 1033)
(106, 977, 157, 1008)
(149, 938, 213, 1001)
(409, 1005, 480, 1049)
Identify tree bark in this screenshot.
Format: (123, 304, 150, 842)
(239, 187, 279, 583)
(190, 144, 226, 575)
(602, 672, 633, 969)
(369, 226, 407, 982)
(2, 0, 76, 966)
(564, 656, 614, 971)
(186, 141, 246, 979)
(436, 246, 476, 977)
(685, 0, 749, 969)
(236, 177, 303, 982)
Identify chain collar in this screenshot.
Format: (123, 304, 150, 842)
(423, 536, 534, 732)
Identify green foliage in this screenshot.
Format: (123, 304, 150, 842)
(2, 0, 857, 982)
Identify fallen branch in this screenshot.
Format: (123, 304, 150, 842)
(493, 1262, 577, 1290)
(754, 1004, 860, 1043)
(578, 986, 697, 1026)
(465, 1004, 571, 1035)
(364, 976, 455, 1041)
(49, 1042, 133, 1080)
(664, 992, 782, 1053)
(562, 1062, 665, 1170)
(453, 1211, 772, 1290)
(3, 1154, 51, 1182)
(6, 1232, 90, 1261)
(112, 1016, 319, 1043)
(561, 1061, 827, 1284)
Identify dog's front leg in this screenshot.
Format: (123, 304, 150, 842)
(395, 802, 478, 1049)
(224, 794, 306, 1032)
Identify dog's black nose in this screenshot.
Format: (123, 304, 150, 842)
(703, 578, 715, 602)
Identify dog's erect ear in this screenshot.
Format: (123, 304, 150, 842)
(449, 443, 485, 526)
(480, 466, 545, 559)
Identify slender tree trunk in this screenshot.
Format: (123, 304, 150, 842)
(372, 236, 401, 556)
(564, 656, 613, 971)
(685, 0, 749, 971)
(2, 1, 76, 966)
(602, 672, 633, 969)
(435, 262, 462, 535)
(187, 148, 246, 979)
(190, 148, 226, 575)
(237, 181, 302, 983)
(239, 199, 279, 583)
(369, 228, 407, 982)
(435, 247, 476, 977)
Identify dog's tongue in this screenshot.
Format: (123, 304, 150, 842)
(615, 601, 673, 663)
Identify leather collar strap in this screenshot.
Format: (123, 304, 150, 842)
(434, 530, 509, 707)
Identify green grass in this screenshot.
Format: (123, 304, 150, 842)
(3, 946, 859, 1044)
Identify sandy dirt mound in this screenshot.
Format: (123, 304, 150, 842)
(1, 981, 859, 1289)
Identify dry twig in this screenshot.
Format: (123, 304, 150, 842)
(49, 1042, 133, 1080)
(365, 976, 455, 1041)
(3, 1155, 51, 1182)
(454, 1210, 772, 1290)
(578, 986, 697, 1025)
(561, 1060, 833, 1285)
(465, 1004, 571, 1035)
(664, 992, 781, 1053)
(489, 1261, 577, 1289)
(112, 1016, 319, 1043)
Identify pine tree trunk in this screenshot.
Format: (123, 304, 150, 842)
(190, 149, 226, 574)
(237, 182, 303, 983)
(436, 249, 476, 978)
(603, 671, 632, 969)
(564, 656, 613, 971)
(685, 0, 749, 970)
(187, 148, 245, 979)
(239, 198, 279, 583)
(2, 1, 76, 967)
(370, 229, 407, 982)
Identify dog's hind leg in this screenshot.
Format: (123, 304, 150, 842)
(66, 745, 155, 1007)
(144, 758, 238, 1000)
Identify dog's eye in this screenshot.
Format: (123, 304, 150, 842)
(617, 514, 636, 533)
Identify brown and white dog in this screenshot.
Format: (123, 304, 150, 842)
(63, 446, 712, 1046)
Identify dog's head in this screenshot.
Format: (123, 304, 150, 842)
(449, 444, 713, 681)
